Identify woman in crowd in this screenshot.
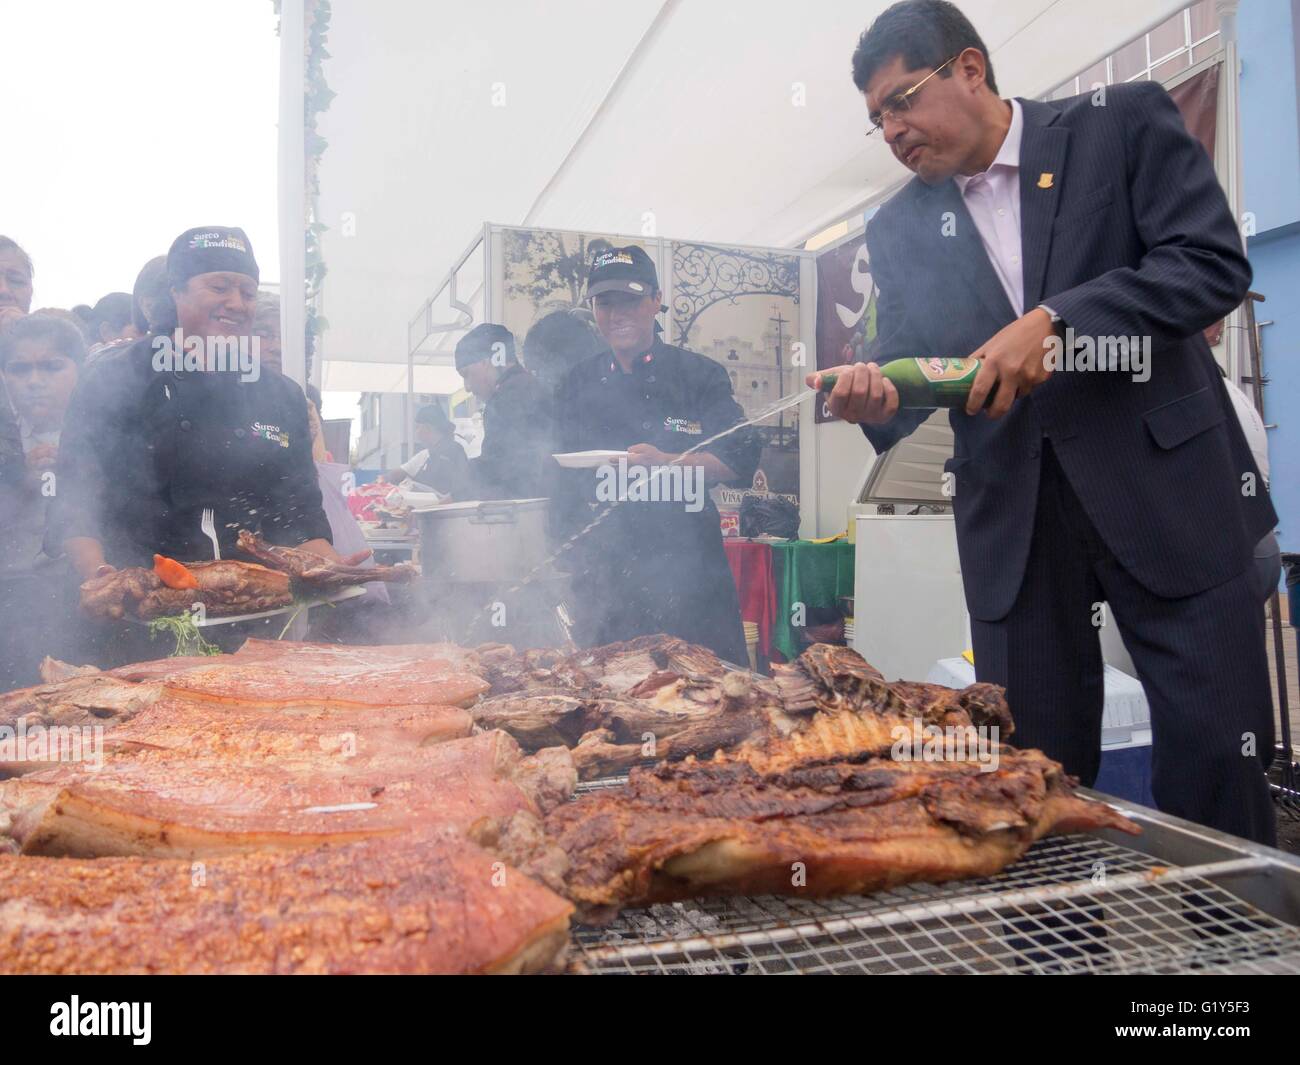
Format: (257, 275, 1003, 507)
(0, 313, 85, 687)
(85, 292, 137, 355)
(131, 256, 172, 336)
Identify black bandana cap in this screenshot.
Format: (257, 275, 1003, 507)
(166, 226, 259, 289)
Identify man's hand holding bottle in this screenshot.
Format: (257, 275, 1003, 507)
(806, 344, 899, 426)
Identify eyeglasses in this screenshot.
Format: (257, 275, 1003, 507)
(865, 55, 958, 137)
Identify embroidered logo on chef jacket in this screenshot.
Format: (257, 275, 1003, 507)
(251, 422, 289, 447)
(664, 416, 702, 435)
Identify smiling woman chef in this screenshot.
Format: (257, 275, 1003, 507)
(48, 226, 343, 599)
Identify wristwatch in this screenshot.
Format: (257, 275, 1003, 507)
(1039, 304, 1067, 341)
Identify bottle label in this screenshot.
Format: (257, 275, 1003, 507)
(916, 357, 978, 384)
(914, 357, 978, 401)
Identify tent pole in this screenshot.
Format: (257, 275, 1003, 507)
(277, 0, 308, 387)
(1216, 0, 1244, 385)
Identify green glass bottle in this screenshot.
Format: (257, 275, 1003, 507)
(818, 357, 981, 408)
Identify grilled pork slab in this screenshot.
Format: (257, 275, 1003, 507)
(2, 731, 574, 859)
(0, 833, 572, 974)
(1, 648, 487, 776)
(159, 657, 487, 710)
(545, 743, 1138, 922)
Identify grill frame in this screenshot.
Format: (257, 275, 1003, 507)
(566, 783, 1300, 975)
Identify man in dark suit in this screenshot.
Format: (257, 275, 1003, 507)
(815, 0, 1277, 844)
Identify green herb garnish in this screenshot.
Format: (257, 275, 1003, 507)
(147, 614, 222, 657)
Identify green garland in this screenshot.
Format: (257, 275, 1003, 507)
(273, 0, 334, 378)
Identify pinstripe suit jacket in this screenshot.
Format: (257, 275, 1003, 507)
(861, 83, 1275, 621)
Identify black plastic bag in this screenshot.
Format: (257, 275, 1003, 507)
(739, 495, 800, 540)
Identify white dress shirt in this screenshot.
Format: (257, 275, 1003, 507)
(954, 98, 1026, 315)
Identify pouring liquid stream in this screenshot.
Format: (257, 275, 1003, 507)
(460, 383, 821, 642)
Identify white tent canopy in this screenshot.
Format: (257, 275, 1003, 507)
(315, 0, 1188, 394)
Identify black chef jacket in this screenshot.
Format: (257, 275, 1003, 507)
(557, 338, 761, 664)
(409, 434, 472, 499)
(46, 337, 332, 568)
(471, 363, 555, 500)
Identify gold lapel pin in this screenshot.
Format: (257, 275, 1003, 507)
(1038, 172, 1054, 189)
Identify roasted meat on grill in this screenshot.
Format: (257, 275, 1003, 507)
(0, 832, 573, 974)
(468, 640, 1014, 780)
(773, 643, 1014, 739)
(544, 741, 1139, 922)
(470, 656, 779, 779)
(1, 730, 574, 859)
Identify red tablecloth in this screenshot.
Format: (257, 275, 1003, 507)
(723, 540, 776, 660)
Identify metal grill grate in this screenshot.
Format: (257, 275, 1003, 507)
(567, 827, 1300, 974)
(574, 774, 631, 795)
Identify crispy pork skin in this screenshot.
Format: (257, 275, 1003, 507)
(0, 833, 572, 974)
(3, 731, 574, 859)
(160, 657, 487, 710)
(104, 697, 473, 761)
(546, 743, 1139, 921)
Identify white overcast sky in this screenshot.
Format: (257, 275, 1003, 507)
(1, 0, 280, 310)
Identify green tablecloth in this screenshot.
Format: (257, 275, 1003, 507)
(769, 539, 855, 661)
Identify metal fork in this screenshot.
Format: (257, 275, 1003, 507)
(200, 508, 221, 560)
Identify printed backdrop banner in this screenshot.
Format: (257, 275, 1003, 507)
(670, 241, 801, 518)
(814, 235, 876, 423)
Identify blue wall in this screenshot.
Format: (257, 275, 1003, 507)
(1241, 0, 1300, 555)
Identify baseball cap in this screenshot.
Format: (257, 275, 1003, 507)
(585, 246, 659, 300)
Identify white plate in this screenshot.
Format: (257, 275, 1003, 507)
(552, 450, 630, 469)
(133, 586, 367, 627)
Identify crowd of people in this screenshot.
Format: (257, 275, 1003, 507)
(0, 227, 764, 690)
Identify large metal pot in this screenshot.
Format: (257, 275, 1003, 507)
(416, 498, 553, 583)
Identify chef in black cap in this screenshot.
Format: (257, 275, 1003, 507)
(556, 246, 760, 664)
(49, 226, 344, 594)
(454, 322, 555, 500)
(383, 403, 471, 500)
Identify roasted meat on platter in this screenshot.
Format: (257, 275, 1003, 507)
(79, 559, 292, 621)
(0, 832, 573, 974)
(237, 529, 418, 588)
(78, 532, 418, 621)
(544, 740, 1140, 923)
